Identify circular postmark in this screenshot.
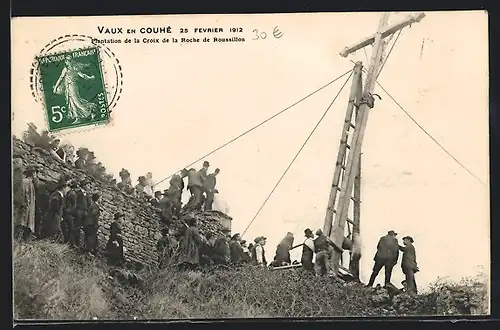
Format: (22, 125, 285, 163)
(30, 34, 124, 132)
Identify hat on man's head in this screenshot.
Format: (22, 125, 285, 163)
(203, 161, 210, 166)
(240, 240, 247, 246)
(254, 236, 266, 243)
(304, 228, 313, 236)
(315, 229, 323, 236)
(231, 233, 241, 240)
(114, 212, 125, 220)
(138, 176, 146, 181)
(24, 164, 39, 174)
(388, 230, 398, 236)
(69, 180, 79, 188)
(154, 190, 162, 195)
(402, 236, 414, 243)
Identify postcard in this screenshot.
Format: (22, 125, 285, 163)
(11, 11, 490, 320)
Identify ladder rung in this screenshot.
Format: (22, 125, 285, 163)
(350, 123, 356, 129)
(346, 143, 351, 149)
(332, 209, 355, 225)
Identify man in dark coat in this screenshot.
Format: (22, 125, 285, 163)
(43, 180, 67, 240)
(366, 230, 400, 288)
(106, 212, 125, 266)
(399, 236, 419, 296)
(83, 192, 101, 255)
(213, 231, 231, 265)
(165, 169, 188, 219)
(272, 232, 294, 267)
(301, 228, 315, 272)
(203, 168, 220, 211)
(229, 233, 246, 265)
(199, 161, 210, 181)
(63, 181, 78, 245)
(74, 179, 91, 248)
(74, 149, 88, 170)
(150, 191, 162, 208)
(178, 218, 203, 270)
(313, 229, 332, 276)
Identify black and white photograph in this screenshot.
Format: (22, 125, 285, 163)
(11, 11, 490, 320)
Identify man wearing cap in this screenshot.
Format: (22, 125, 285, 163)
(42, 179, 68, 240)
(83, 192, 101, 255)
(251, 236, 267, 267)
(399, 236, 419, 296)
(14, 165, 39, 241)
(203, 168, 220, 211)
(106, 212, 125, 266)
(366, 230, 400, 288)
(63, 180, 79, 245)
(301, 228, 315, 271)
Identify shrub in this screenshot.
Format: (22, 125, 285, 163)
(13, 241, 112, 320)
(13, 241, 489, 320)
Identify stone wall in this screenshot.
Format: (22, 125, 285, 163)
(13, 138, 233, 267)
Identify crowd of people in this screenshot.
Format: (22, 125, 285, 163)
(14, 124, 419, 296)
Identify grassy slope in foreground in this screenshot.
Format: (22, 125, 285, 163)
(13, 240, 489, 320)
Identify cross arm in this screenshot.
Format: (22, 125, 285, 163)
(339, 12, 426, 58)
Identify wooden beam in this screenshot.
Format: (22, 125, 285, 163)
(323, 62, 363, 237)
(339, 13, 426, 58)
(330, 13, 390, 250)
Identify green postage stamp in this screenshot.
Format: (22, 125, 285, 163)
(36, 47, 110, 132)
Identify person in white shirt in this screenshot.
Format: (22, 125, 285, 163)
(143, 172, 155, 197)
(252, 236, 267, 267)
(301, 228, 315, 271)
(212, 189, 230, 214)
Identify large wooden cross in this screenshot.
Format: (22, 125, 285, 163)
(327, 12, 426, 273)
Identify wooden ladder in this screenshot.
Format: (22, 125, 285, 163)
(323, 62, 364, 242)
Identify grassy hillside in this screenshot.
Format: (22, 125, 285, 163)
(13, 240, 489, 320)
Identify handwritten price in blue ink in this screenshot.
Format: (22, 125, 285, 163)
(252, 26, 284, 40)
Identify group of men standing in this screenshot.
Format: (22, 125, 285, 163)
(367, 230, 419, 296)
(152, 161, 222, 224)
(156, 217, 268, 271)
(13, 160, 127, 266)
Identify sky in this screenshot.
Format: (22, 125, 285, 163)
(11, 11, 489, 290)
